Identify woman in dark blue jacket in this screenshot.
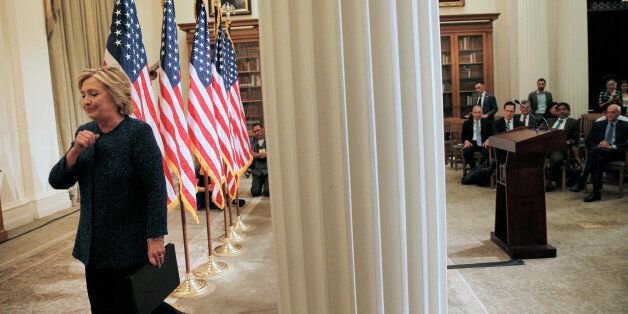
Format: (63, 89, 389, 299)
(49, 67, 169, 313)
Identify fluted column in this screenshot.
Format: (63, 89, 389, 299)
(259, 0, 447, 312)
(553, 0, 589, 116)
(515, 0, 551, 99)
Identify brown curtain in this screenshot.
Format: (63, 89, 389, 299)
(47, 0, 113, 152)
(47, 0, 113, 203)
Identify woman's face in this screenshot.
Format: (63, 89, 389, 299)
(606, 80, 617, 91)
(621, 83, 628, 93)
(80, 77, 120, 121)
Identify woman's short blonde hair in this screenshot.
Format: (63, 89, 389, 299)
(77, 67, 133, 116)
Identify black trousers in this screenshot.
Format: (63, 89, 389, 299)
(582, 147, 622, 192)
(251, 173, 269, 196)
(85, 262, 178, 314)
(463, 145, 489, 169)
(548, 150, 566, 182)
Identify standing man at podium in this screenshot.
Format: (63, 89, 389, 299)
(570, 104, 627, 201)
(462, 106, 493, 169)
(493, 101, 523, 134)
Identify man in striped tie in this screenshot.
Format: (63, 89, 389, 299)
(570, 104, 627, 201)
(546, 102, 580, 190)
(462, 106, 493, 169)
(492, 101, 522, 134)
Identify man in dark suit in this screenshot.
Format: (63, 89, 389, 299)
(492, 101, 523, 134)
(514, 100, 538, 127)
(570, 104, 627, 201)
(469, 81, 497, 120)
(546, 102, 580, 188)
(462, 105, 493, 168)
(528, 78, 553, 115)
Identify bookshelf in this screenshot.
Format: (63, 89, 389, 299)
(179, 19, 263, 135)
(440, 14, 499, 118)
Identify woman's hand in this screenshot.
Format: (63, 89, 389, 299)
(72, 130, 100, 154)
(65, 130, 100, 169)
(147, 237, 165, 268)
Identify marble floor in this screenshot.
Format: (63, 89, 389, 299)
(445, 167, 628, 313)
(0, 177, 278, 313)
(0, 171, 626, 313)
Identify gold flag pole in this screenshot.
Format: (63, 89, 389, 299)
(193, 170, 229, 278)
(171, 194, 213, 298)
(233, 190, 255, 232)
(217, 182, 247, 243)
(213, 162, 243, 255)
(213, 183, 243, 255)
(223, 2, 255, 234)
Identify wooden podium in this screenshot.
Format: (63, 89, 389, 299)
(489, 127, 566, 259)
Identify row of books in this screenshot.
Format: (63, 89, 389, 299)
(234, 44, 259, 58)
(442, 54, 451, 65)
(244, 104, 264, 119)
(458, 37, 482, 50)
(237, 59, 260, 72)
(240, 74, 262, 87)
(240, 88, 262, 100)
(459, 52, 483, 63)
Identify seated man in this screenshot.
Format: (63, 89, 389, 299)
(570, 104, 627, 201)
(595, 114, 628, 122)
(493, 101, 523, 134)
(514, 100, 537, 127)
(195, 165, 216, 210)
(251, 123, 270, 197)
(462, 106, 492, 169)
(546, 102, 580, 188)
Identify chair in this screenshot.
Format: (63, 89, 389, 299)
(443, 118, 455, 166)
(559, 146, 581, 192)
(450, 131, 465, 171)
(583, 149, 627, 197)
(603, 149, 627, 197)
(444, 118, 464, 170)
(578, 113, 604, 160)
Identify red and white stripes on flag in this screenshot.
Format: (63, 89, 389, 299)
(187, 0, 225, 209)
(157, 0, 199, 221)
(212, 24, 254, 197)
(103, 0, 177, 208)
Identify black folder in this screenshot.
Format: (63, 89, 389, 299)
(127, 243, 180, 314)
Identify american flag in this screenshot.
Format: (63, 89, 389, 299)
(103, 0, 177, 208)
(187, 0, 225, 209)
(158, 0, 199, 221)
(210, 23, 238, 197)
(212, 23, 253, 197)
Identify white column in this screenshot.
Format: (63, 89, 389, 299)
(0, 0, 71, 228)
(259, 0, 447, 312)
(515, 0, 551, 99)
(553, 0, 589, 116)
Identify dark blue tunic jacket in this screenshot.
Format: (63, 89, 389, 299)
(49, 116, 167, 269)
